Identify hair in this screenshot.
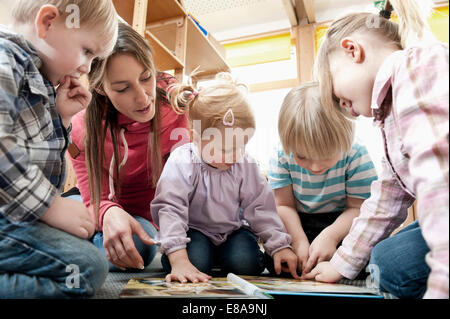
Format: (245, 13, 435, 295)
(168, 72, 256, 134)
(85, 22, 165, 221)
(278, 82, 355, 160)
(315, 0, 434, 117)
(12, 0, 118, 53)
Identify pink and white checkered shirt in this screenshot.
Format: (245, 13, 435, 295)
(330, 42, 449, 299)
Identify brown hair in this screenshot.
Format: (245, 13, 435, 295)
(315, 0, 433, 117)
(278, 82, 354, 159)
(85, 22, 165, 222)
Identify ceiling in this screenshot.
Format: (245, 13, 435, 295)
(183, 0, 448, 41)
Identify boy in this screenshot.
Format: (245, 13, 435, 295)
(267, 82, 378, 276)
(0, 0, 118, 298)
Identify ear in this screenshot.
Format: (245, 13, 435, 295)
(340, 38, 365, 63)
(35, 5, 60, 39)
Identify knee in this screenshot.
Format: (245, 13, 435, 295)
(221, 247, 265, 276)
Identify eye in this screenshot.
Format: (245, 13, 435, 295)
(117, 87, 128, 93)
(296, 154, 306, 160)
(141, 73, 152, 82)
(84, 48, 94, 56)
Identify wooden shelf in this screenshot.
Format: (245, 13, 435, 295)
(113, 0, 230, 81)
(185, 18, 231, 79)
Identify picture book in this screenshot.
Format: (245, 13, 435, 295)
(119, 275, 383, 299)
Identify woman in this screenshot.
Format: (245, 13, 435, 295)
(69, 23, 189, 271)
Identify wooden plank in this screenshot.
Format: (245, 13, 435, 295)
(295, 24, 315, 84)
(249, 78, 299, 93)
(281, 0, 298, 26)
(174, 17, 187, 82)
(112, 0, 135, 25)
(302, 0, 315, 23)
(145, 30, 184, 71)
(146, 0, 186, 24)
(133, 0, 148, 36)
(184, 18, 231, 78)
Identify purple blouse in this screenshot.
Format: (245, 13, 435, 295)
(151, 143, 292, 256)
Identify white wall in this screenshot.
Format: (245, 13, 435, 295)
(0, 0, 13, 26)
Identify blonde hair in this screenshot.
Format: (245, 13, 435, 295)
(12, 0, 118, 54)
(168, 72, 255, 133)
(315, 0, 433, 117)
(85, 22, 164, 223)
(278, 82, 354, 160)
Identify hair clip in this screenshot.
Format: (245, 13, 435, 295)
(379, 10, 392, 20)
(223, 108, 235, 127)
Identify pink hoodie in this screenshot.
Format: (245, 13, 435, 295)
(69, 73, 189, 231)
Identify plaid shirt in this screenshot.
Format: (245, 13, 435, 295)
(0, 26, 69, 225)
(330, 43, 449, 299)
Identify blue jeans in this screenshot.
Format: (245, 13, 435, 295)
(92, 215, 159, 272)
(0, 216, 108, 298)
(369, 221, 431, 298)
(161, 228, 266, 276)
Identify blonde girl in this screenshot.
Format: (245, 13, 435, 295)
(151, 73, 299, 283)
(305, 0, 449, 299)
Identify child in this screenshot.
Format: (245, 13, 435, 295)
(305, 0, 449, 299)
(70, 23, 189, 272)
(267, 82, 378, 277)
(151, 73, 299, 283)
(0, 0, 118, 298)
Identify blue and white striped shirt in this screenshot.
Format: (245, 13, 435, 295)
(267, 142, 378, 214)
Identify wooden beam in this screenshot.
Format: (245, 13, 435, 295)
(294, 24, 315, 84)
(281, 0, 298, 26)
(174, 17, 187, 83)
(294, 0, 315, 25)
(132, 0, 148, 36)
(249, 78, 299, 93)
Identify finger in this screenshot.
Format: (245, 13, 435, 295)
(273, 257, 281, 275)
(165, 273, 173, 283)
(287, 259, 300, 279)
(120, 233, 144, 269)
(303, 254, 318, 275)
(131, 220, 158, 246)
(106, 246, 127, 270)
(68, 86, 89, 99)
(186, 273, 200, 283)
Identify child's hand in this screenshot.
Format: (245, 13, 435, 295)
(273, 247, 301, 279)
(292, 239, 310, 274)
(302, 261, 343, 283)
(40, 196, 95, 239)
(56, 76, 92, 127)
(102, 206, 158, 270)
(302, 229, 339, 274)
(166, 250, 212, 283)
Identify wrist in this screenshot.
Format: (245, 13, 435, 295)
(61, 116, 72, 129)
(321, 225, 341, 245)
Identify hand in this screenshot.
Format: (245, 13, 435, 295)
(102, 206, 158, 270)
(292, 238, 310, 274)
(166, 249, 212, 283)
(41, 196, 95, 239)
(56, 76, 91, 127)
(272, 247, 301, 279)
(302, 229, 339, 274)
(302, 261, 343, 283)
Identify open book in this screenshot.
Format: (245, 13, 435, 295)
(119, 275, 383, 299)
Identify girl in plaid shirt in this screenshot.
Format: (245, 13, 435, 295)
(305, 0, 449, 299)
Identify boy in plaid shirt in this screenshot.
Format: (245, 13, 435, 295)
(0, 0, 117, 298)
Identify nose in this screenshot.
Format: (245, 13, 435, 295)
(78, 60, 92, 75)
(135, 85, 148, 105)
(310, 162, 323, 173)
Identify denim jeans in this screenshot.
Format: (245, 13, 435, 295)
(369, 221, 430, 299)
(161, 228, 266, 276)
(0, 216, 108, 298)
(92, 215, 159, 272)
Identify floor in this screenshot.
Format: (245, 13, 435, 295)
(92, 252, 397, 299)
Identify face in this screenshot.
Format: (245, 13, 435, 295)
(193, 126, 253, 171)
(36, 12, 111, 85)
(293, 151, 341, 175)
(101, 53, 156, 123)
(329, 40, 375, 118)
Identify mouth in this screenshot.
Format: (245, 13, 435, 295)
(347, 102, 359, 117)
(136, 102, 152, 114)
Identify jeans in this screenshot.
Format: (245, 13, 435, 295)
(369, 221, 430, 299)
(0, 216, 108, 298)
(161, 228, 266, 276)
(92, 215, 159, 272)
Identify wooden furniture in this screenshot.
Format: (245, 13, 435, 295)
(112, 0, 231, 82)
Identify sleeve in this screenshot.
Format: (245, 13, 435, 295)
(330, 157, 415, 279)
(150, 148, 194, 254)
(266, 145, 293, 190)
(69, 112, 123, 230)
(394, 44, 449, 298)
(0, 49, 58, 224)
(240, 158, 292, 257)
(345, 143, 378, 200)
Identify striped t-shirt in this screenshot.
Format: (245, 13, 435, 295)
(267, 142, 378, 214)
